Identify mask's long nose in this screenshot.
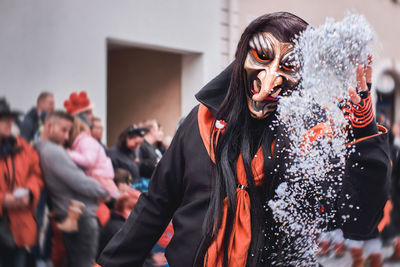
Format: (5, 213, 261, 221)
(252, 69, 283, 102)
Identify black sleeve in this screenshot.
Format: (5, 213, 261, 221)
(335, 131, 391, 240)
(97, 122, 186, 266)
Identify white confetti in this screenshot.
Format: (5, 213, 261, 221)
(267, 13, 375, 266)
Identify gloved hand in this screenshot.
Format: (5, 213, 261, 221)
(339, 57, 378, 139)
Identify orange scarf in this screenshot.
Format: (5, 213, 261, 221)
(198, 104, 265, 267)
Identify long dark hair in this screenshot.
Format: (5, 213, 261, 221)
(200, 12, 309, 266)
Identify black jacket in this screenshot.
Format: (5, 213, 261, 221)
(98, 66, 390, 267)
(19, 107, 41, 142)
(107, 145, 140, 179)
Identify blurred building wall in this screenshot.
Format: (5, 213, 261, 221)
(237, 0, 400, 61)
(0, 0, 222, 142)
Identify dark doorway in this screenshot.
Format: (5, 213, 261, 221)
(106, 40, 182, 146)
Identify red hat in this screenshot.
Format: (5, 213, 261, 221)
(63, 91, 93, 115)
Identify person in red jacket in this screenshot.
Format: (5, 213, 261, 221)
(0, 98, 44, 267)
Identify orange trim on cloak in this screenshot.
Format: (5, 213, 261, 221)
(198, 104, 265, 266)
(197, 104, 385, 266)
(198, 104, 217, 163)
(345, 125, 387, 147)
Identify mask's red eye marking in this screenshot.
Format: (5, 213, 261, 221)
(251, 49, 271, 63)
(281, 63, 299, 72)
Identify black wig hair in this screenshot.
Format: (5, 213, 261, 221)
(199, 12, 309, 267)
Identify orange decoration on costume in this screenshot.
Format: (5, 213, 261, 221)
(198, 104, 265, 267)
(301, 122, 332, 151)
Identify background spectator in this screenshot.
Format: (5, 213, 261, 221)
(91, 117, 107, 151)
(68, 116, 119, 198)
(19, 92, 55, 143)
(0, 98, 44, 267)
(113, 168, 133, 194)
(107, 125, 147, 183)
(138, 120, 164, 178)
(35, 111, 108, 267)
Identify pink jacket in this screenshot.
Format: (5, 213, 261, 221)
(69, 132, 119, 197)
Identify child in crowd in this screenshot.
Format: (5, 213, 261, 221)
(68, 116, 119, 197)
(113, 168, 133, 195)
(57, 116, 119, 232)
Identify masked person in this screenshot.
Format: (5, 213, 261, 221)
(98, 12, 390, 267)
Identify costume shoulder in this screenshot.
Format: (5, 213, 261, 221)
(175, 104, 200, 138)
(195, 63, 232, 116)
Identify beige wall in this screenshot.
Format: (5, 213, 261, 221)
(107, 47, 182, 146)
(0, 0, 222, 143)
(237, 0, 400, 62)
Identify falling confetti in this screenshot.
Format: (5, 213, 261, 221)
(267, 13, 375, 266)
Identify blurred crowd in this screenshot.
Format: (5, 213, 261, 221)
(316, 113, 400, 267)
(0, 91, 174, 267)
